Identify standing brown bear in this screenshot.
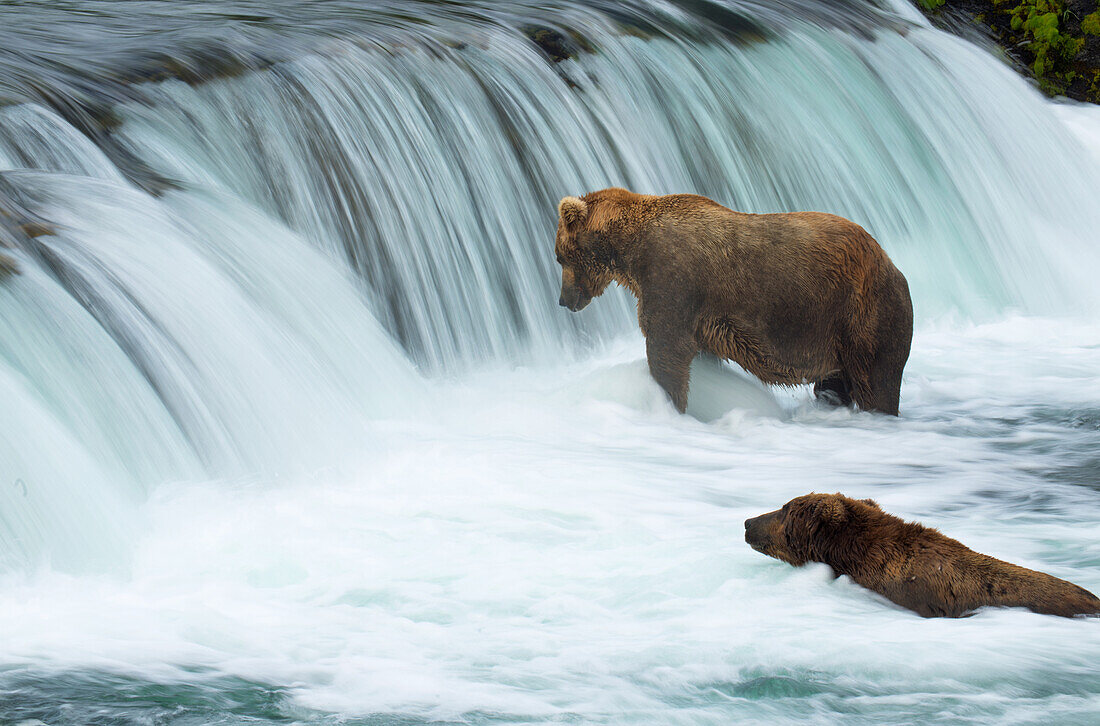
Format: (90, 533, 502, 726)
(745, 493, 1100, 618)
(554, 188, 913, 415)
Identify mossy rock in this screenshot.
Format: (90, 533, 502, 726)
(920, 0, 1100, 103)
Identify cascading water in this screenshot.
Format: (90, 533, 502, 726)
(1, 1, 1099, 723)
(0, 106, 418, 570)
(115, 10, 1100, 368)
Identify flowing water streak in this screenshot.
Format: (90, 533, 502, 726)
(0, 106, 419, 569)
(115, 9, 1100, 373)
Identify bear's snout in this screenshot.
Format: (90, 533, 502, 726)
(558, 286, 591, 312)
(744, 510, 782, 555)
(744, 515, 765, 548)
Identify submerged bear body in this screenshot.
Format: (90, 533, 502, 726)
(745, 493, 1100, 618)
(554, 188, 912, 415)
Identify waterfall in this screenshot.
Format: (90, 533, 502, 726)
(1, 4, 1100, 721)
(0, 105, 418, 569)
(110, 4, 1100, 374)
(5, 0, 1100, 570)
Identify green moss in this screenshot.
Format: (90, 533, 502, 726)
(1082, 12, 1100, 36)
(921, 1, 1099, 103)
(1088, 68, 1100, 100)
(992, 0, 1085, 95)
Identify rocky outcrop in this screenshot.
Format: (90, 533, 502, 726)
(920, 0, 1100, 103)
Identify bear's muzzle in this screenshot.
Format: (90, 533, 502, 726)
(744, 510, 781, 554)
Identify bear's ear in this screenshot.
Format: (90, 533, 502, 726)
(859, 498, 881, 511)
(558, 196, 588, 231)
(817, 497, 848, 526)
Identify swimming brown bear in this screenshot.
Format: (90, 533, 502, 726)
(554, 188, 913, 415)
(745, 493, 1100, 618)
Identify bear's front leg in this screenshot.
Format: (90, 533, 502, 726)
(645, 330, 697, 414)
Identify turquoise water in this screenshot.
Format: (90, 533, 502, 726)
(1, 1, 1099, 723)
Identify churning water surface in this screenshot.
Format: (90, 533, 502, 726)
(1, 1, 1099, 724)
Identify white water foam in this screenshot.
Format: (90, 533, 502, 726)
(1, 317, 1099, 723)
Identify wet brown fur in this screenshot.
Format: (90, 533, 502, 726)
(745, 493, 1100, 618)
(554, 188, 913, 415)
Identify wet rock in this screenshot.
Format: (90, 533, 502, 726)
(521, 25, 596, 63)
(0, 251, 17, 279)
(0, 176, 59, 280)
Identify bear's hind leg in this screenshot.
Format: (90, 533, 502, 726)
(813, 374, 852, 407)
(856, 273, 913, 416)
(845, 328, 909, 416)
(842, 351, 901, 416)
(862, 348, 906, 416)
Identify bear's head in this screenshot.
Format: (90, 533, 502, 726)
(744, 493, 882, 567)
(554, 193, 619, 312)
